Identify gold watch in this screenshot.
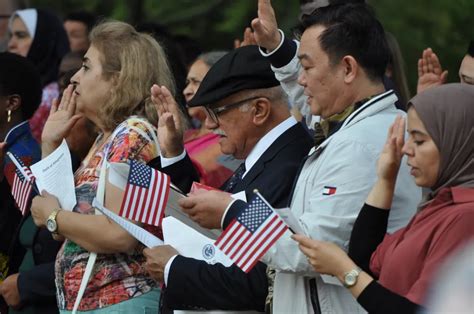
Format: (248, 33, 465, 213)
(46, 208, 61, 235)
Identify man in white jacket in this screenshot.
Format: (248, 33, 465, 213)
(183, 1, 421, 313)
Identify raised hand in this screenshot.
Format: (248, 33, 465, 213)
(41, 84, 82, 157)
(151, 84, 185, 158)
(377, 115, 405, 183)
(251, 0, 281, 52)
(417, 48, 448, 94)
(234, 27, 258, 48)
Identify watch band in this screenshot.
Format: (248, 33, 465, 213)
(47, 208, 61, 235)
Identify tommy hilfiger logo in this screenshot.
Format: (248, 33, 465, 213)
(323, 186, 337, 195)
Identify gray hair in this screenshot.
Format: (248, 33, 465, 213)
(198, 51, 228, 68)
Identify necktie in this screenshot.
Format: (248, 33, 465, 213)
(223, 162, 246, 192)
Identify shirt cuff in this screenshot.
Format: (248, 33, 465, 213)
(259, 29, 298, 68)
(220, 199, 238, 229)
(259, 29, 285, 57)
(164, 254, 178, 286)
(160, 150, 186, 168)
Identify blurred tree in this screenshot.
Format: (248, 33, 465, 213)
(29, 0, 472, 92)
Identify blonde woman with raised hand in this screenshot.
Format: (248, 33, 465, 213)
(30, 21, 175, 313)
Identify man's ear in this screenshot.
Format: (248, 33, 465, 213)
(6, 94, 21, 112)
(341, 55, 358, 84)
(252, 98, 271, 126)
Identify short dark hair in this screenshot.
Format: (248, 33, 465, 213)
(64, 11, 97, 33)
(0, 53, 42, 120)
(298, 3, 389, 82)
(467, 40, 474, 57)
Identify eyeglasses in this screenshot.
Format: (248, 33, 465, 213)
(204, 96, 264, 125)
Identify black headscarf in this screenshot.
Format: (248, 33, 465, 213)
(25, 9, 70, 87)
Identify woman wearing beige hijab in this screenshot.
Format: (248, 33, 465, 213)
(293, 83, 474, 313)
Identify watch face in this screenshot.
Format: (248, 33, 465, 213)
(47, 219, 57, 232)
(345, 273, 357, 286)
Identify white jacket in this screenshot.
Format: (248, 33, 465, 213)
(261, 90, 421, 314)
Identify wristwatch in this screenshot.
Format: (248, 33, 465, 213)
(46, 208, 61, 235)
(343, 267, 362, 288)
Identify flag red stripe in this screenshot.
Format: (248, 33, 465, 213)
(239, 219, 286, 271)
(235, 215, 280, 266)
(242, 223, 288, 273)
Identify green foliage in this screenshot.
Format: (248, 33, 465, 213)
(29, 0, 472, 92)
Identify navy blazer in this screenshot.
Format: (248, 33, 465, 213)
(148, 122, 312, 311)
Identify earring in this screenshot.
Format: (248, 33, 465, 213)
(7, 110, 11, 123)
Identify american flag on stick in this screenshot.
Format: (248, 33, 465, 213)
(6, 152, 37, 215)
(215, 191, 289, 273)
(119, 160, 170, 227)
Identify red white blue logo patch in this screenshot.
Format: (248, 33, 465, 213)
(323, 186, 337, 195)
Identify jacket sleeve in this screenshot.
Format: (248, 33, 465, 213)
(147, 153, 199, 194)
(17, 262, 57, 304)
(357, 280, 422, 314)
(260, 35, 311, 126)
(348, 203, 390, 275)
(164, 256, 268, 311)
(262, 139, 380, 275)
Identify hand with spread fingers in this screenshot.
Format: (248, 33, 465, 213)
(143, 245, 179, 283)
(178, 189, 233, 229)
(234, 27, 258, 49)
(151, 84, 185, 158)
(251, 0, 281, 52)
(41, 84, 82, 157)
(417, 48, 448, 94)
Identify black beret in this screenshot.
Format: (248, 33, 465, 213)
(188, 45, 280, 107)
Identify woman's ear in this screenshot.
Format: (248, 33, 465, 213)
(6, 94, 22, 112)
(341, 55, 358, 84)
(252, 98, 271, 126)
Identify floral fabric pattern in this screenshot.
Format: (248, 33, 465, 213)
(55, 117, 160, 311)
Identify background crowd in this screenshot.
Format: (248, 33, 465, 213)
(0, 0, 472, 314)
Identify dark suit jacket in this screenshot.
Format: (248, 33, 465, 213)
(148, 122, 312, 311)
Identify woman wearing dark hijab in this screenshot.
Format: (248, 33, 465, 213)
(8, 8, 70, 142)
(293, 83, 474, 313)
(0, 53, 60, 314)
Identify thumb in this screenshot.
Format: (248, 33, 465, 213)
(441, 70, 448, 83)
(251, 18, 263, 34)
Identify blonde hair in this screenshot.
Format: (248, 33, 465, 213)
(89, 20, 175, 131)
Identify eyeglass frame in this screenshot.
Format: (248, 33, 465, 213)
(203, 95, 266, 126)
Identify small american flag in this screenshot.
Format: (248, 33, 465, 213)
(215, 193, 288, 273)
(8, 153, 36, 215)
(119, 160, 170, 227)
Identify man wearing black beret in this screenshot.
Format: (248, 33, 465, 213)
(145, 45, 312, 311)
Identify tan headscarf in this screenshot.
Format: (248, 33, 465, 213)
(409, 83, 474, 204)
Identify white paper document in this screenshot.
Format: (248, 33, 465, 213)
(162, 216, 232, 266)
(92, 198, 164, 248)
(166, 186, 221, 239)
(275, 207, 305, 234)
(30, 139, 76, 211)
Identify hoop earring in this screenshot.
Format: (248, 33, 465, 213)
(7, 110, 11, 123)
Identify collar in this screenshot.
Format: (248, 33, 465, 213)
(243, 116, 297, 178)
(451, 186, 474, 204)
(3, 121, 30, 146)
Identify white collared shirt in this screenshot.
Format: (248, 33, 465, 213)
(163, 116, 298, 285)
